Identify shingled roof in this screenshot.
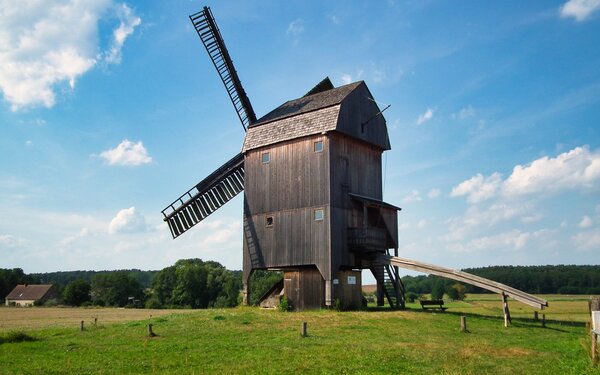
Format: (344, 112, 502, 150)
(250, 81, 362, 127)
(6, 284, 54, 301)
(243, 80, 390, 152)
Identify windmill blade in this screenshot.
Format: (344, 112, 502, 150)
(162, 153, 244, 239)
(190, 7, 257, 131)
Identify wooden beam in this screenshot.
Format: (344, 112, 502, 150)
(380, 254, 548, 310)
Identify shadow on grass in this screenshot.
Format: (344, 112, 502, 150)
(366, 305, 587, 330)
(0, 331, 37, 345)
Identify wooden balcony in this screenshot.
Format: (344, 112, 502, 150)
(348, 227, 387, 252)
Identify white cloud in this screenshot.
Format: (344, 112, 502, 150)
(427, 189, 440, 199)
(521, 214, 544, 224)
(416, 107, 435, 125)
(579, 215, 593, 228)
(448, 230, 531, 253)
(444, 203, 530, 242)
(104, 3, 141, 64)
(402, 190, 422, 203)
(560, 0, 600, 21)
(572, 230, 600, 250)
(108, 207, 148, 234)
(0, 234, 28, 248)
(25, 140, 33, 146)
(340, 74, 353, 85)
(286, 19, 304, 36)
(503, 146, 600, 196)
(452, 146, 600, 203)
(0, 1, 141, 110)
(417, 219, 427, 229)
(340, 70, 364, 85)
(450, 172, 502, 204)
(452, 105, 475, 119)
(99, 139, 152, 166)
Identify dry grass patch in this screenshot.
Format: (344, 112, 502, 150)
(0, 306, 197, 331)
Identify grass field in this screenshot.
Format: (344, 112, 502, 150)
(0, 294, 598, 374)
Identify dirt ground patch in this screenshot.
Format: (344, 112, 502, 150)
(0, 306, 195, 331)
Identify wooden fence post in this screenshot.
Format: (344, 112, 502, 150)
(541, 314, 546, 328)
(592, 331, 598, 364)
(148, 324, 156, 337)
(301, 322, 307, 337)
(533, 311, 538, 322)
(502, 293, 511, 327)
(80, 321, 84, 331)
(460, 316, 467, 332)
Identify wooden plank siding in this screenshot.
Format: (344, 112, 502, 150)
(329, 133, 384, 272)
(284, 269, 325, 310)
(243, 134, 332, 281)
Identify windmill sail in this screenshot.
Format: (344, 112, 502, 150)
(190, 7, 257, 131)
(162, 153, 244, 239)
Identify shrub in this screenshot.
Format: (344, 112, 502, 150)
(406, 292, 418, 303)
(145, 297, 162, 309)
(43, 298, 59, 307)
(278, 296, 292, 312)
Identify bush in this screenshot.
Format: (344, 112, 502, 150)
(43, 298, 59, 307)
(431, 282, 445, 300)
(145, 297, 162, 309)
(406, 292, 418, 303)
(278, 296, 292, 312)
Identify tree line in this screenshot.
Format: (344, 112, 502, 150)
(401, 264, 600, 297)
(3, 263, 598, 308)
(0, 259, 241, 308)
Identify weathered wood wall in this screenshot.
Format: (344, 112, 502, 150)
(243, 134, 331, 281)
(329, 133, 384, 272)
(284, 268, 325, 310)
(334, 270, 363, 309)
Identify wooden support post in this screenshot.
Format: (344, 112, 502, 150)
(301, 322, 307, 337)
(94, 317, 97, 326)
(542, 314, 546, 328)
(460, 316, 467, 333)
(533, 311, 538, 322)
(592, 331, 598, 364)
(502, 293, 511, 327)
(148, 324, 155, 337)
(591, 297, 600, 313)
(80, 321, 84, 331)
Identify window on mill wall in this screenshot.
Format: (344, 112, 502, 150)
(262, 152, 270, 164)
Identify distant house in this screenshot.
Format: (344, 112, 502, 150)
(5, 284, 58, 307)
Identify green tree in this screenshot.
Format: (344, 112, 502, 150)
(150, 258, 241, 309)
(62, 279, 91, 306)
(431, 281, 445, 300)
(91, 272, 144, 307)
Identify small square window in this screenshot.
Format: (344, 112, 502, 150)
(314, 209, 324, 221)
(262, 152, 270, 164)
(266, 216, 274, 227)
(314, 141, 324, 153)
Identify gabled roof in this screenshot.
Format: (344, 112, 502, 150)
(250, 81, 362, 127)
(243, 80, 390, 152)
(5, 284, 54, 300)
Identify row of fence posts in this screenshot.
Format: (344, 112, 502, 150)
(73, 298, 600, 363)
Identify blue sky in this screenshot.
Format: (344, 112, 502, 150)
(1, 0, 599, 281)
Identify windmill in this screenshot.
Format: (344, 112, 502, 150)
(162, 7, 548, 314)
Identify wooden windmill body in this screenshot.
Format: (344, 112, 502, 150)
(162, 7, 403, 310)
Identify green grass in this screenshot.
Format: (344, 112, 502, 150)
(0, 303, 598, 374)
